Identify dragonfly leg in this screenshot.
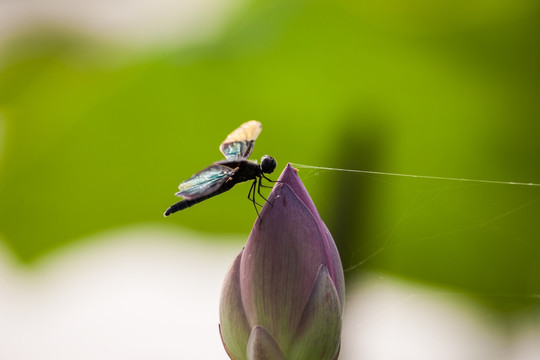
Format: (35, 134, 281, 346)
(248, 179, 264, 208)
(262, 174, 281, 183)
(257, 175, 274, 208)
(247, 179, 255, 201)
(249, 179, 263, 222)
(259, 175, 273, 188)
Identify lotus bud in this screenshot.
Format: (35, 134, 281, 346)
(219, 164, 345, 360)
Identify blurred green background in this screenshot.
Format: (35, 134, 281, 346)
(1, 0, 539, 320)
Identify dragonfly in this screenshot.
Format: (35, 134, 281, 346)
(164, 120, 277, 217)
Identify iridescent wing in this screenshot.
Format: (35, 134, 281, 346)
(175, 164, 234, 200)
(219, 120, 262, 161)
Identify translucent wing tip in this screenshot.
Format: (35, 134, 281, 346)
(222, 121, 262, 143)
(220, 121, 263, 160)
(246, 120, 262, 128)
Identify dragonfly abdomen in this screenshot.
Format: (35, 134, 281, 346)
(163, 179, 236, 216)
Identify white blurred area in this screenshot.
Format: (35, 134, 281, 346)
(342, 277, 540, 360)
(0, 226, 539, 359)
(0, 0, 243, 48)
(0, 227, 239, 359)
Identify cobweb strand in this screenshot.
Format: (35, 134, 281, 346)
(290, 163, 540, 187)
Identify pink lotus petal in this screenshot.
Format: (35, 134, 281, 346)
(289, 265, 342, 359)
(247, 325, 286, 360)
(219, 250, 251, 359)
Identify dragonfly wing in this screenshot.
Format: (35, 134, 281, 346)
(176, 164, 234, 200)
(219, 120, 262, 160)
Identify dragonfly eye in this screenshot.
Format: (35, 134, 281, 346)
(260, 155, 276, 174)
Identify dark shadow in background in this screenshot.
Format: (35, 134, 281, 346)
(324, 114, 387, 282)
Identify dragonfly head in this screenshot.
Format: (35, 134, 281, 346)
(260, 155, 276, 174)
